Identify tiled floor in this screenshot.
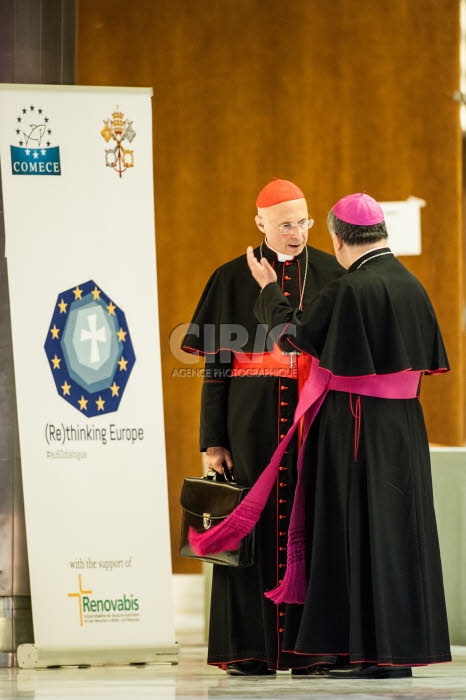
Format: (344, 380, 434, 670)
(1, 576, 465, 699)
(1, 645, 465, 699)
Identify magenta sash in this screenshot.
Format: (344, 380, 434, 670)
(188, 360, 421, 604)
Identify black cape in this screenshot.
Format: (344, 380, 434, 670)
(254, 248, 451, 665)
(182, 243, 345, 670)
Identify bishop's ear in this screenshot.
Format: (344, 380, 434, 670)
(331, 232, 343, 252)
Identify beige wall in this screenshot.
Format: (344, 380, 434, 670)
(76, 0, 464, 573)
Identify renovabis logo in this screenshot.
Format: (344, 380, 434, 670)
(44, 280, 136, 417)
(68, 574, 140, 626)
(10, 104, 61, 175)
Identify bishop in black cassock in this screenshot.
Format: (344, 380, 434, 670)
(246, 192, 451, 679)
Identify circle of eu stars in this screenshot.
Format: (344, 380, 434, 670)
(44, 281, 136, 417)
(15, 104, 53, 148)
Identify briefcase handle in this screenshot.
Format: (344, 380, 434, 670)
(206, 467, 237, 484)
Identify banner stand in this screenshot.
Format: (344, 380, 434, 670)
(0, 83, 177, 667)
(17, 643, 179, 669)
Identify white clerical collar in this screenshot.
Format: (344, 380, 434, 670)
(264, 238, 295, 262)
(353, 246, 388, 265)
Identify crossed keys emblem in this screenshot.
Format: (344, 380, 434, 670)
(101, 107, 136, 178)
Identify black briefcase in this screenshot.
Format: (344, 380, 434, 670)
(179, 469, 255, 567)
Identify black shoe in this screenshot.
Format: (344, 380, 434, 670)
(292, 664, 332, 676)
(227, 660, 276, 676)
(328, 663, 412, 679)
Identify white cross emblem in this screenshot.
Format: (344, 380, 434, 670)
(80, 314, 106, 364)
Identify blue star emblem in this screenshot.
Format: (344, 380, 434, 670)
(44, 281, 136, 417)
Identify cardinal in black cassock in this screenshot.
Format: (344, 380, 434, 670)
(182, 179, 344, 675)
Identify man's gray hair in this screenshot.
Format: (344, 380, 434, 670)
(327, 210, 388, 246)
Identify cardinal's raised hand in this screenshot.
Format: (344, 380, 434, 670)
(246, 246, 278, 289)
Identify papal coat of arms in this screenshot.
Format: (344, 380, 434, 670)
(101, 107, 136, 178)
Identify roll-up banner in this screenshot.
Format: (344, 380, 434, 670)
(0, 84, 177, 668)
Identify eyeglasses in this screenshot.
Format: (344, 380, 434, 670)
(276, 218, 314, 235)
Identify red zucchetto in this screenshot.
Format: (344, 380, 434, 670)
(256, 178, 305, 208)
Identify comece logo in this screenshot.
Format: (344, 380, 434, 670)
(68, 574, 140, 626)
(101, 106, 135, 178)
(44, 280, 136, 417)
(10, 104, 61, 175)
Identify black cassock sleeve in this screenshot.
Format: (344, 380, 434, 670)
(200, 353, 232, 452)
(254, 281, 332, 360)
(255, 272, 450, 376)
